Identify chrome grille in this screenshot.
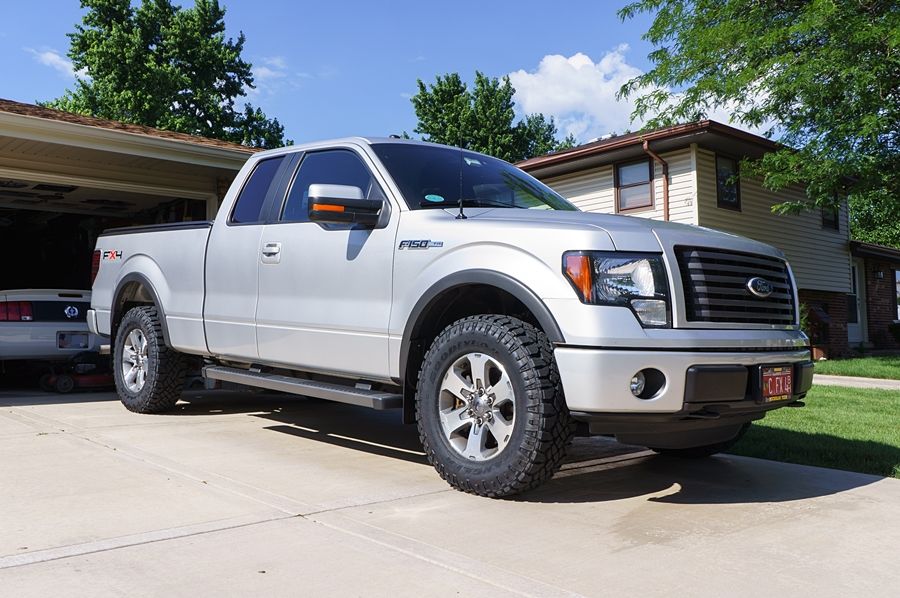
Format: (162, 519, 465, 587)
(676, 247, 795, 325)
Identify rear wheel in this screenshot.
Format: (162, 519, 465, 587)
(54, 375, 75, 394)
(113, 306, 186, 413)
(649, 423, 751, 458)
(416, 315, 573, 497)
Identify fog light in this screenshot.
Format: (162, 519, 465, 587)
(630, 372, 646, 397)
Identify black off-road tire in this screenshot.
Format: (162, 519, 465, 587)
(649, 423, 751, 458)
(416, 315, 573, 498)
(114, 306, 186, 414)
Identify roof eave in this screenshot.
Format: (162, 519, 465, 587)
(0, 110, 253, 170)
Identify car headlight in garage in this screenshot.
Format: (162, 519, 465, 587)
(563, 251, 671, 327)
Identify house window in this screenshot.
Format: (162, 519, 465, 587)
(822, 206, 839, 230)
(616, 159, 653, 211)
(895, 270, 900, 320)
(715, 155, 740, 210)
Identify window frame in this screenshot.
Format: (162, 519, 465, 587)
(614, 158, 654, 213)
(821, 206, 840, 231)
(895, 269, 900, 322)
(715, 154, 741, 211)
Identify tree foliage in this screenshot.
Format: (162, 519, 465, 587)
(618, 0, 900, 243)
(411, 72, 574, 162)
(46, 0, 286, 148)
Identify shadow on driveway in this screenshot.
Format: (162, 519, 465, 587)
(171, 390, 888, 506)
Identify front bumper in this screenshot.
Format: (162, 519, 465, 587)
(555, 346, 813, 414)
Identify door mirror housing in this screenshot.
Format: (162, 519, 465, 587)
(308, 184, 383, 227)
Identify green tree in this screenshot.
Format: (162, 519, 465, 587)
(46, 0, 286, 148)
(618, 0, 900, 241)
(412, 72, 574, 162)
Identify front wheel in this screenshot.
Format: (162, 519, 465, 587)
(113, 306, 186, 413)
(416, 315, 573, 498)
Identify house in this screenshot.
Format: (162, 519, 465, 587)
(0, 98, 257, 291)
(518, 120, 899, 357)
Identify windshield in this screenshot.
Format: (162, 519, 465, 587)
(371, 143, 577, 211)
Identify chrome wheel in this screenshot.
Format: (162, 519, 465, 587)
(438, 352, 516, 461)
(121, 328, 149, 393)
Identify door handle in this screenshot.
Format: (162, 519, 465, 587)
(261, 242, 281, 257)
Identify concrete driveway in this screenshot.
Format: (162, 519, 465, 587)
(1, 389, 898, 597)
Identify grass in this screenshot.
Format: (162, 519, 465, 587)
(729, 385, 900, 479)
(812, 355, 900, 380)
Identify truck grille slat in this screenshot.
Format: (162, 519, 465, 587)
(677, 247, 796, 326)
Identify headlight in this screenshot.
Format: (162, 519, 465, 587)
(563, 251, 671, 327)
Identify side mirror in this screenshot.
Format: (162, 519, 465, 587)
(308, 184, 383, 227)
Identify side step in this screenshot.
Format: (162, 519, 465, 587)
(202, 365, 402, 410)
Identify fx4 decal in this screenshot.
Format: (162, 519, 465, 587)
(398, 240, 444, 250)
(102, 250, 123, 260)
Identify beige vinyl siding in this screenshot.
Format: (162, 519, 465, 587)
(542, 148, 698, 225)
(544, 165, 615, 213)
(695, 147, 851, 293)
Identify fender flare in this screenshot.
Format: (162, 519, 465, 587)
(111, 272, 171, 347)
(399, 269, 565, 383)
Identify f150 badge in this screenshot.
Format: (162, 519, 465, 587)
(398, 240, 443, 250)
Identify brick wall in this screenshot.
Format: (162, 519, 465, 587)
(798, 288, 849, 358)
(863, 259, 900, 349)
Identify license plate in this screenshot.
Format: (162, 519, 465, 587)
(58, 332, 89, 350)
(761, 366, 793, 402)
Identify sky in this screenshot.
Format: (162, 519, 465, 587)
(1, 0, 679, 145)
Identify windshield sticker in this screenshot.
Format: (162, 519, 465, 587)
(424, 194, 444, 203)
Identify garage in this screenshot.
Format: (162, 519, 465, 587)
(0, 98, 254, 381)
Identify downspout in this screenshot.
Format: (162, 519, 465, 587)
(643, 140, 669, 221)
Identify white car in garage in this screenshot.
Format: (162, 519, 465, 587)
(0, 289, 100, 361)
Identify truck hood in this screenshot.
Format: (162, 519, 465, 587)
(464, 208, 785, 259)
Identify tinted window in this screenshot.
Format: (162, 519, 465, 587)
(371, 143, 575, 211)
(616, 159, 652, 211)
(716, 155, 740, 210)
(281, 150, 384, 222)
(230, 156, 285, 223)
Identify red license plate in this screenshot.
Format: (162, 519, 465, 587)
(761, 366, 793, 402)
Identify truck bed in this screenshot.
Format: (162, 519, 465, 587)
(91, 221, 213, 355)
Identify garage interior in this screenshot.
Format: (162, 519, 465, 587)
(0, 98, 254, 290)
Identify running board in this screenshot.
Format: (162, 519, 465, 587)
(202, 365, 402, 410)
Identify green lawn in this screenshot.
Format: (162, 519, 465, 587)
(812, 355, 900, 380)
(729, 385, 900, 479)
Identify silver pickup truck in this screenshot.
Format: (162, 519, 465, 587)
(89, 138, 813, 497)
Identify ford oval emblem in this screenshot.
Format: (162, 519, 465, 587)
(746, 277, 774, 298)
(64, 305, 79, 319)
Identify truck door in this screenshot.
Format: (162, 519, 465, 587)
(255, 147, 397, 379)
(204, 155, 291, 360)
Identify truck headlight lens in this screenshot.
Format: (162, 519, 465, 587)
(563, 252, 671, 328)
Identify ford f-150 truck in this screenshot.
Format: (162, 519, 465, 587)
(88, 138, 813, 497)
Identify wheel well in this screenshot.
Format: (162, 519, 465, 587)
(401, 284, 546, 423)
(111, 281, 156, 343)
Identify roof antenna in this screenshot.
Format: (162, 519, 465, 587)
(456, 146, 467, 220)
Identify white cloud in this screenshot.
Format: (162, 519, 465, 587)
(25, 48, 87, 79)
(254, 65, 286, 82)
(262, 55, 287, 70)
(509, 46, 772, 143)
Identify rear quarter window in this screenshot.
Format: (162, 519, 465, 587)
(230, 156, 286, 224)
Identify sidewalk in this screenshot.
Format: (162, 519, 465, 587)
(813, 374, 900, 390)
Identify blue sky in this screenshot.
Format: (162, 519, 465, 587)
(1, 1, 666, 144)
